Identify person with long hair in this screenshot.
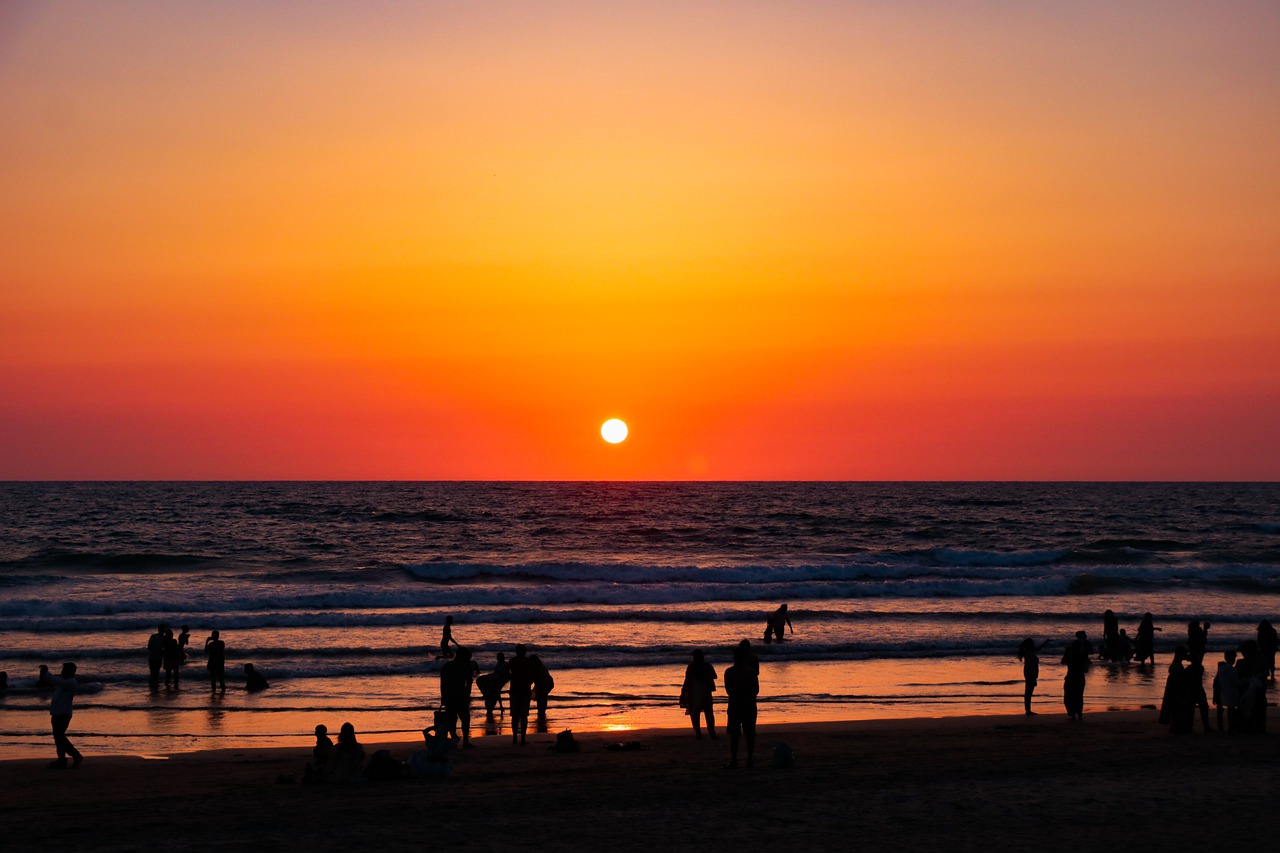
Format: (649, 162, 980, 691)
(1017, 638, 1050, 715)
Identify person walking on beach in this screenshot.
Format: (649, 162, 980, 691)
(1134, 613, 1161, 666)
(1017, 638, 1050, 715)
(723, 641, 759, 768)
(440, 647, 479, 748)
(205, 629, 226, 692)
(681, 649, 718, 738)
(764, 603, 794, 644)
(147, 623, 167, 688)
(437, 615, 459, 660)
(507, 644, 536, 745)
(1060, 631, 1091, 722)
(48, 662, 82, 768)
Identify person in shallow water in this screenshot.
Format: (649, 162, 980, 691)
(1016, 638, 1050, 715)
(437, 615, 459, 660)
(205, 629, 226, 692)
(507, 644, 536, 745)
(244, 663, 270, 691)
(1060, 631, 1092, 722)
(764, 603, 794, 644)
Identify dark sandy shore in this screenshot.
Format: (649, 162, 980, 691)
(5, 711, 1276, 852)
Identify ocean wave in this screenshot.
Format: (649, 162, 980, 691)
(0, 548, 219, 573)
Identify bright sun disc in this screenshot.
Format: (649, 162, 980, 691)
(601, 419, 628, 444)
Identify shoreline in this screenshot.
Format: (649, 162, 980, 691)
(6, 709, 1277, 851)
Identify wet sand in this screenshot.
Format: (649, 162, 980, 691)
(5, 711, 1276, 852)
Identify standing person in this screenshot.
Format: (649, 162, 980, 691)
(162, 628, 183, 688)
(48, 662, 82, 768)
(440, 647, 479, 748)
(437, 615, 459, 660)
(1186, 620, 1210, 666)
(1160, 646, 1193, 734)
(177, 626, 191, 661)
(1134, 613, 1161, 666)
(1213, 650, 1241, 733)
(1017, 638, 1050, 715)
(506, 644, 536, 745)
(723, 640, 760, 768)
(1060, 631, 1092, 722)
(1102, 610, 1120, 662)
(680, 649, 718, 738)
(530, 654, 554, 722)
(1256, 620, 1277, 682)
(764, 604, 794, 644)
(205, 630, 226, 692)
(147, 624, 167, 688)
(477, 651, 509, 715)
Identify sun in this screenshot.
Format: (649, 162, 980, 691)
(600, 418, 628, 444)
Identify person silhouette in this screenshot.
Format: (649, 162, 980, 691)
(477, 651, 509, 715)
(1186, 620, 1210, 665)
(1060, 631, 1092, 722)
(507, 644, 535, 745)
(723, 641, 759, 768)
(1133, 612, 1161, 666)
(162, 628, 182, 688)
(440, 647, 479, 748)
(204, 629, 226, 692)
(530, 654, 554, 722)
(147, 624, 167, 688)
(48, 662, 82, 768)
(764, 604, 794, 644)
(1017, 638, 1050, 715)
(1102, 609, 1120, 661)
(437, 615, 459, 660)
(1257, 620, 1277, 682)
(36, 664, 55, 688)
(1160, 646, 1193, 734)
(681, 649, 718, 737)
(244, 663, 270, 691)
(1213, 651, 1240, 733)
(326, 722, 364, 784)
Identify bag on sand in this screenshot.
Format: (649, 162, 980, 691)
(554, 729, 581, 753)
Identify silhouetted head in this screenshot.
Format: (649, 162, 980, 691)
(181, 625, 189, 632)
(210, 629, 220, 639)
(1260, 619, 1274, 632)
(1104, 609, 1113, 617)
(1017, 638, 1035, 659)
(515, 644, 526, 657)
(496, 652, 506, 662)
(244, 664, 255, 672)
(339, 722, 356, 744)
(445, 615, 453, 625)
(457, 647, 471, 662)
(1223, 651, 1237, 664)
(61, 662, 77, 677)
(1173, 646, 1188, 663)
(780, 604, 788, 612)
(693, 650, 705, 663)
(1075, 631, 1087, 640)
(39, 664, 49, 673)
(315, 724, 328, 736)
(1120, 629, 1128, 636)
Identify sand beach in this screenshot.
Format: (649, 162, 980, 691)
(6, 710, 1276, 852)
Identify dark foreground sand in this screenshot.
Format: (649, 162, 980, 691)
(4, 711, 1276, 852)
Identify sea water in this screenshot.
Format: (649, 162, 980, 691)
(1, 482, 1278, 757)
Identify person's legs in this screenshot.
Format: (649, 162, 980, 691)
(704, 705, 717, 738)
(743, 716, 756, 767)
(51, 714, 81, 765)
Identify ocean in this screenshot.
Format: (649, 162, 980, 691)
(2, 481, 1278, 758)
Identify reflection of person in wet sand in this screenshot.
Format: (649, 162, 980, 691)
(437, 615, 459, 660)
(723, 641, 759, 768)
(764, 604, 793, 644)
(681, 649, 718, 738)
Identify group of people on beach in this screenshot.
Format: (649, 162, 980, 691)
(143, 623, 264, 693)
(1019, 611, 1276, 733)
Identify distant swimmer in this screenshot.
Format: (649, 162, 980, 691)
(437, 615, 459, 660)
(764, 603, 794, 644)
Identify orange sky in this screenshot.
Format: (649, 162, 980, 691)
(2, 1, 1278, 479)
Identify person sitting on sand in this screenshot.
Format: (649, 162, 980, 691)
(723, 641, 760, 768)
(325, 722, 365, 784)
(303, 724, 334, 783)
(477, 651, 509, 715)
(243, 663, 270, 692)
(1017, 638, 1050, 715)
(681, 649, 718, 738)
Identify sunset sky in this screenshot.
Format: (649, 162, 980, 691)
(2, 1, 1278, 480)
